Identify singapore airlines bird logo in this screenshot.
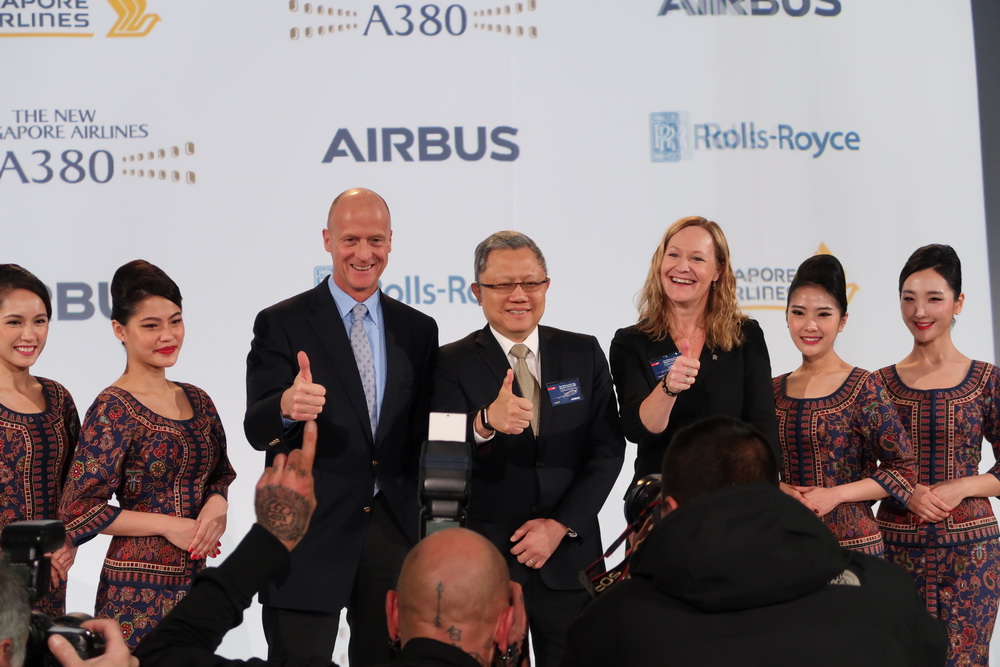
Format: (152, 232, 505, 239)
(106, 0, 160, 37)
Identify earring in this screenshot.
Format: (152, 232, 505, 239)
(494, 642, 522, 665)
(711, 281, 717, 291)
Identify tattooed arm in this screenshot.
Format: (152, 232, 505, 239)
(255, 420, 318, 551)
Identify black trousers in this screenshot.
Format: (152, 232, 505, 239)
(263, 492, 411, 667)
(522, 569, 591, 667)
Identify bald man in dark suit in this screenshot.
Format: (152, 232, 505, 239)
(245, 188, 437, 666)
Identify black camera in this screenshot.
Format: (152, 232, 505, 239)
(2, 520, 106, 667)
(418, 413, 474, 539)
(580, 475, 662, 597)
(623, 474, 663, 527)
(418, 439, 472, 539)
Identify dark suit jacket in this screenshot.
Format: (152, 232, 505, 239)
(432, 325, 624, 590)
(609, 319, 780, 484)
(244, 279, 438, 612)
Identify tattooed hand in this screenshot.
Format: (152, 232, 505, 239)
(255, 420, 318, 551)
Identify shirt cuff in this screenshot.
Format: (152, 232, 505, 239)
(474, 429, 496, 444)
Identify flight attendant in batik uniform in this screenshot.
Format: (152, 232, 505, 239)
(0, 264, 79, 618)
(773, 254, 920, 557)
(61, 260, 235, 650)
(876, 244, 1000, 667)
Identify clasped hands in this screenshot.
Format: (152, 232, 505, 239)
(161, 495, 226, 560)
(787, 482, 958, 523)
(907, 482, 959, 523)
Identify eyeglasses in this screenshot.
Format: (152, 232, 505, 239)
(476, 278, 550, 294)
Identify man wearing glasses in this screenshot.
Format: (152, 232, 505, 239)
(432, 231, 625, 667)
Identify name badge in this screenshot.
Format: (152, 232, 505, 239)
(546, 378, 583, 406)
(648, 352, 680, 381)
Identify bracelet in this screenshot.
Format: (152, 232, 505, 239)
(480, 404, 496, 432)
(661, 374, 678, 398)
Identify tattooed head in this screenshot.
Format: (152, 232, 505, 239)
(388, 528, 512, 662)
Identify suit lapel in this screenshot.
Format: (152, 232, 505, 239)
(378, 296, 407, 450)
(304, 280, 374, 444)
(537, 326, 560, 439)
(474, 326, 513, 391)
(695, 336, 723, 382)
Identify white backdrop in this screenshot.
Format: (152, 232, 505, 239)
(2, 0, 995, 662)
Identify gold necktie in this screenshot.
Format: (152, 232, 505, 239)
(510, 343, 539, 436)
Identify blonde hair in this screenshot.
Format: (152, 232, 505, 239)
(636, 216, 746, 351)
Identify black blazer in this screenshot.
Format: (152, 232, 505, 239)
(432, 325, 624, 590)
(244, 278, 438, 612)
(609, 319, 780, 484)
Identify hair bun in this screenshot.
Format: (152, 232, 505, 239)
(788, 254, 848, 315)
(110, 259, 182, 324)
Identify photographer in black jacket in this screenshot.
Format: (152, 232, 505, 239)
(561, 416, 947, 667)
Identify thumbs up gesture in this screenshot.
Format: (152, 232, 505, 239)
(483, 369, 535, 435)
(664, 338, 700, 397)
(280, 351, 327, 421)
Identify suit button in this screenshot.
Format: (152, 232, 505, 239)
(372, 459, 379, 467)
(536, 461, 544, 467)
(363, 506, 372, 513)
(531, 506, 539, 514)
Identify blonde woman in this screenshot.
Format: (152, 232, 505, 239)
(610, 216, 779, 483)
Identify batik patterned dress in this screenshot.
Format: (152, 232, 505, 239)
(876, 362, 1000, 667)
(0, 377, 79, 618)
(773, 367, 915, 556)
(60, 383, 235, 650)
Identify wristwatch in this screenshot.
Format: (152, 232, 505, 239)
(480, 404, 496, 432)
